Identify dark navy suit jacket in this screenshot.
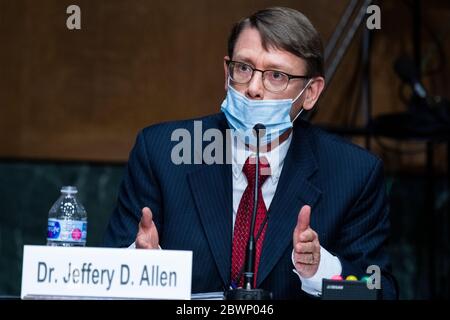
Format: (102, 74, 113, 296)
(103, 112, 397, 299)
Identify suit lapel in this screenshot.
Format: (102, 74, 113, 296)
(187, 114, 233, 287)
(186, 115, 323, 287)
(257, 122, 322, 286)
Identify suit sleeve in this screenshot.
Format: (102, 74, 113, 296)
(102, 129, 163, 247)
(335, 159, 398, 300)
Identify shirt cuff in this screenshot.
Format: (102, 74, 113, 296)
(291, 246, 342, 297)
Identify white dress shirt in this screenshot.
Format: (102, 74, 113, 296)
(231, 132, 342, 297)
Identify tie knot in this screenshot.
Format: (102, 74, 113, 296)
(243, 157, 271, 186)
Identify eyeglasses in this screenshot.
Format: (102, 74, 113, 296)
(226, 60, 310, 93)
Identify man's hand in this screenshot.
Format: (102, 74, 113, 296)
(135, 207, 159, 249)
(293, 205, 320, 278)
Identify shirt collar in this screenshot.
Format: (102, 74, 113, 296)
(232, 132, 292, 183)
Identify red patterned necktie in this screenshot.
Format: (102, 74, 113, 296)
(231, 156, 270, 288)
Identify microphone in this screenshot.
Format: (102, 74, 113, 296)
(393, 55, 449, 124)
(225, 123, 272, 300)
(243, 124, 265, 289)
(394, 55, 428, 99)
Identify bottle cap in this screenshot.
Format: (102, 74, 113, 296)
(61, 186, 78, 194)
(360, 276, 370, 283)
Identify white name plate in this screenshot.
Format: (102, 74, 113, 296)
(21, 245, 192, 300)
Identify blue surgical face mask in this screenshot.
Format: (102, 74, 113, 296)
(220, 78, 312, 146)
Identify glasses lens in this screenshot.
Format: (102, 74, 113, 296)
(230, 62, 252, 84)
(263, 71, 289, 92)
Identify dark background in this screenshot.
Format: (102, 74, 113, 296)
(0, 0, 449, 299)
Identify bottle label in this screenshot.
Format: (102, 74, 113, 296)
(47, 219, 87, 242)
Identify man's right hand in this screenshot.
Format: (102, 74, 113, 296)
(135, 207, 159, 249)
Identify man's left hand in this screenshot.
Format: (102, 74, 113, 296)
(293, 205, 320, 278)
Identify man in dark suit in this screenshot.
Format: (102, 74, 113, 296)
(103, 7, 397, 299)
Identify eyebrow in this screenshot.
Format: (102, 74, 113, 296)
(233, 56, 292, 72)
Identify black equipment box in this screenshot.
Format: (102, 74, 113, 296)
(321, 279, 381, 300)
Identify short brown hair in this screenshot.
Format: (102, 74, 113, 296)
(227, 7, 324, 77)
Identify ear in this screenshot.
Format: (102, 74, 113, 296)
(224, 56, 230, 91)
(302, 77, 325, 110)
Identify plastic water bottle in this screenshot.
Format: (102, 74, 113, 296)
(47, 186, 87, 247)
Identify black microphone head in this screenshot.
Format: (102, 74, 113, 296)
(253, 124, 266, 138)
(394, 55, 428, 99)
(394, 55, 419, 84)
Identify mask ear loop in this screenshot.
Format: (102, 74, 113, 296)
(291, 78, 313, 124)
(226, 77, 241, 96)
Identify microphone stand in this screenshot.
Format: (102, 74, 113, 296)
(225, 124, 272, 300)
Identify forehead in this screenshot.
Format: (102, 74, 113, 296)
(233, 27, 307, 74)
